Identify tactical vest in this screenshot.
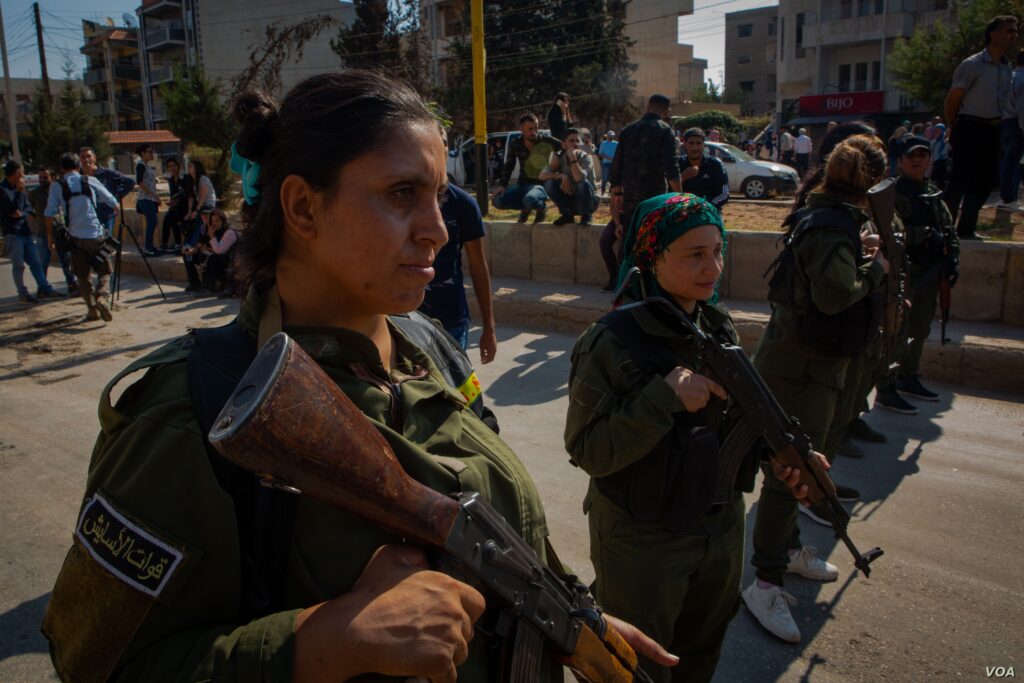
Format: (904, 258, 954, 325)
(592, 306, 758, 534)
(765, 206, 882, 356)
(895, 177, 946, 267)
(186, 313, 499, 621)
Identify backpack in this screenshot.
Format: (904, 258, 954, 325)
(58, 176, 97, 225)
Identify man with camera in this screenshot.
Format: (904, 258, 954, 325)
(45, 153, 119, 322)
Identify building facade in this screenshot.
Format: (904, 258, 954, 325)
(724, 5, 778, 117)
(775, 0, 952, 133)
(0, 78, 86, 148)
(134, 0, 353, 130)
(80, 21, 144, 131)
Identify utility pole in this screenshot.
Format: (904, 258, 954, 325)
(471, 0, 488, 214)
(0, 0, 22, 162)
(33, 3, 50, 101)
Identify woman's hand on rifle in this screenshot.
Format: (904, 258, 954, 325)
(664, 366, 728, 412)
(603, 614, 679, 668)
(771, 451, 830, 502)
(293, 544, 486, 683)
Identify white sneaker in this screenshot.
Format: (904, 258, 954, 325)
(742, 582, 801, 643)
(786, 546, 839, 581)
(798, 503, 833, 527)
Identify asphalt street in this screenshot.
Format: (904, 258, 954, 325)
(0, 270, 1021, 682)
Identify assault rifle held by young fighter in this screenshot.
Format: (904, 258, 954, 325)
(867, 178, 906, 372)
(614, 270, 883, 577)
(207, 332, 653, 683)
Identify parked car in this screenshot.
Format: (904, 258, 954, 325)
(706, 141, 799, 199)
(447, 129, 553, 187)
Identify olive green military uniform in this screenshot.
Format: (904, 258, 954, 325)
(880, 176, 959, 384)
(751, 193, 885, 584)
(43, 288, 558, 683)
(565, 302, 746, 683)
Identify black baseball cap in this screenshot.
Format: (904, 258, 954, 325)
(901, 135, 931, 156)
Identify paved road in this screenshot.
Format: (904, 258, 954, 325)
(1, 271, 1022, 682)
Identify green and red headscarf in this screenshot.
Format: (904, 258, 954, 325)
(617, 192, 727, 302)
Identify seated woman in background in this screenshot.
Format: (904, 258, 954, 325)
(182, 208, 238, 296)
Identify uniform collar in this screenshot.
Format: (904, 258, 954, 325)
(806, 192, 869, 225)
(624, 297, 729, 339)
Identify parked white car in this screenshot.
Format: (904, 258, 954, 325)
(706, 141, 799, 199)
(447, 129, 553, 187)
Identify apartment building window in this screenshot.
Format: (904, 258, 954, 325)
(739, 80, 755, 92)
(779, 17, 785, 62)
(768, 19, 776, 36)
(738, 54, 751, 64)
(875, 0, 884, 12)
(838, 64, 851, 91)
(767, 74, 777, 92)
(795, 13, 806, 59)
(931, 0, 949, 8)
(738, 23, 753, 38)
(871, 61, 881, 90)
(840, 0, 853, 19)
(855, 62, 868, 91)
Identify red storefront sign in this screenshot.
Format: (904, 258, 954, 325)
(799, 91, 884, 117)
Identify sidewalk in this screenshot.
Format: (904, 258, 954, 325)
(112, 250, 1024, 394)
(467, 276, 1024, 395)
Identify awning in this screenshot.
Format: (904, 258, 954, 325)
(105, 130, 181, 145)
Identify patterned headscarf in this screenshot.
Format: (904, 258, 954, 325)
(617, 192, 726, 302)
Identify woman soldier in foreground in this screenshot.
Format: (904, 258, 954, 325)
(564, 192, 823, 682)
(42, 71, 670, 682)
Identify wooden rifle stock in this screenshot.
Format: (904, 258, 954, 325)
(207, 333, 460, 548)
(208, 333, 651, 683)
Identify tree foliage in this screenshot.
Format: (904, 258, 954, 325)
(160, 65, 237, 197)
(25, 68, 111, 170)
(889, 0, 1024, 111)
(233, 14, 340, 98)
(672, 110, 743, 140)
(330, 0, 432, 95)
(440, 0, 637, 133)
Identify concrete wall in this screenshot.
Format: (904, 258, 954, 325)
(484, 221, 1024, 327)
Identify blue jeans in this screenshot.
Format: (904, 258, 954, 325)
(543, 179, 598, 220)
(601, 162, 612, 192)
(35, 234, 76, 286)
(1000, 119, 1023, 203)
(6, 233, 53, 296)
(137, 199, 159, 251)
(444, 320, 469, 350)
(493, 183, 548, 212)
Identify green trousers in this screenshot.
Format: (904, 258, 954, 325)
(751, 373, 840, 584)
(879, 265, 940, 389)
(588, 488, 745, 683)
(828, 335, 883, 453)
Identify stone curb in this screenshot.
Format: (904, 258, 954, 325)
(115, 252, 1024, 395)
(467, 277, 1024, 396)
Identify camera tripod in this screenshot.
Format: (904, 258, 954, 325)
(111, 199, 166, 302)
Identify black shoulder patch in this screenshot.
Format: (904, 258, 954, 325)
(75, 491, 189, 599)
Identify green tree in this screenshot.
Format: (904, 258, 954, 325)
(440, 0, 636, 133)
(331, 0, 431, 95)
(672, 110, 743, 140)
(889, 0, 1024, 111)
(25, 71, 111, 170)
(160, 65, 237, 197)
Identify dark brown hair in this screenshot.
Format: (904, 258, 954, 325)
(232, 70, 436, 288)
(986, 15, 1017, 45)
(812, 134, 887, 205)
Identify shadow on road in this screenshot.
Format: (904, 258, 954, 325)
(715, 391, 948, 681)
(0, 592, 50, 662)
(474, 325, 570, 406)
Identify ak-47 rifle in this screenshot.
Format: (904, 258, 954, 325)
(615, 270, 883, 577)
(867, 178, 906, 373)
(208, 333, 652, 683)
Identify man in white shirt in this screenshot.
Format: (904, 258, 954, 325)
(794, 128, 813, 178)
(778, 127, 796, 166)
(45, 153, 119, 321)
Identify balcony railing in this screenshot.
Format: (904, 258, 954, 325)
(141, 0, 182, 18)
(149, 65, 175, 85)
(145, 27, 186, 51)
(84, 64, 141, 86)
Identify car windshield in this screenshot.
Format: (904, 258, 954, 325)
(714, 143, 754, 161)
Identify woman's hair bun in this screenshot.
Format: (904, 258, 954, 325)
(233, 90, 279, 163)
